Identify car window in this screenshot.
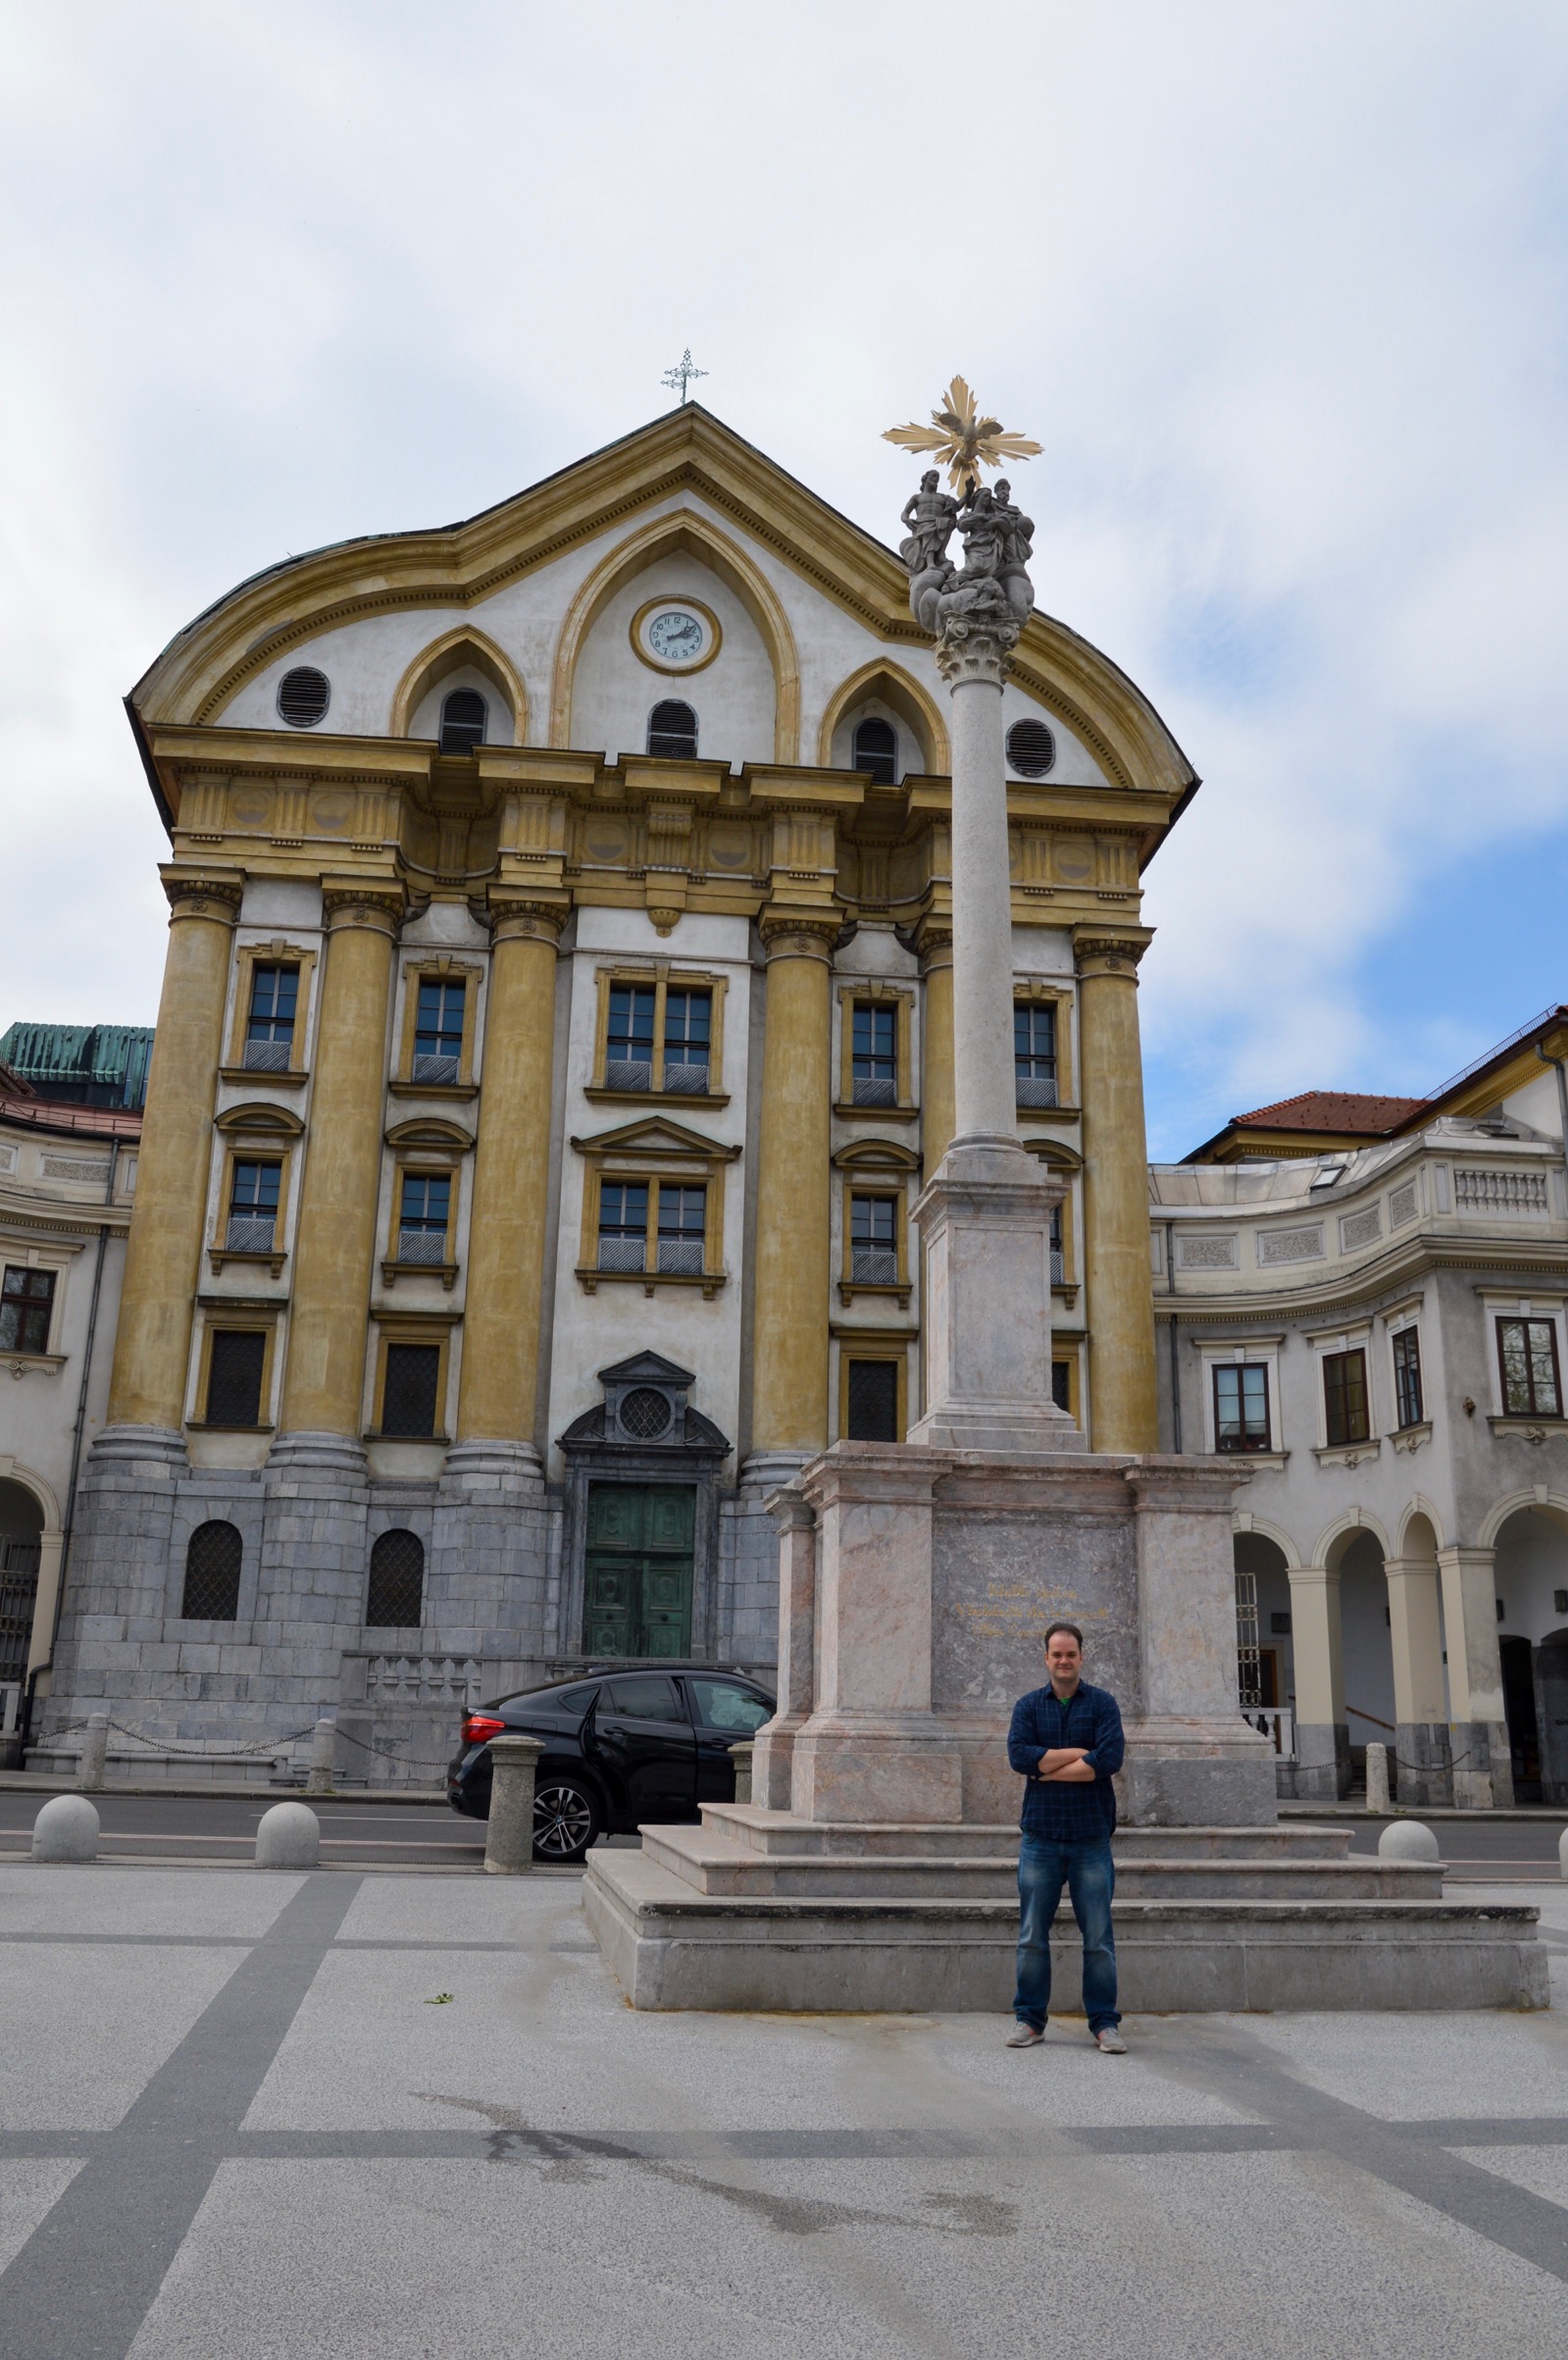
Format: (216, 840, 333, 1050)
(543, 1683, 598, 1718)
(604, 1673, 686, 1723)
(688, 1678, 772, 1733)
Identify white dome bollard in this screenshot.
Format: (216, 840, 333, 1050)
(32, 1794, 100, 1862)
(254, 1801, 321, 1870)
(1379, 1819, 1441, 1863)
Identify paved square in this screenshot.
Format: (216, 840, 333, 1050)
(0, 1864, 1565, 2358)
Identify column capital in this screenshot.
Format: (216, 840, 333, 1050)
(160, 868, 243, 925)
(758, 911, 840, 962)
(1073, 929, 1152, 980)
(913, 918, 954, 969)
(321, 884, 405, 939)
(486, 893, 569, 947)
(934, 617, 1019, 689)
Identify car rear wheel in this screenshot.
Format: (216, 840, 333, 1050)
(532, 1776, 599, 1863)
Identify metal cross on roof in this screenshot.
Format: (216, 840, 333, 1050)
(662, 349, 708, 404)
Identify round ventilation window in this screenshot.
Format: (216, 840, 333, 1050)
(620, 1387, 673, 1440)
(278, 666, 331, 729)
(1006, 718, 1055, 778)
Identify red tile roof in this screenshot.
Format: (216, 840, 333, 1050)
(1231, 1091, 1429, 1135)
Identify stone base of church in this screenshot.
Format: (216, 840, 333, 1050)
(582, 1808, 1548, 2013)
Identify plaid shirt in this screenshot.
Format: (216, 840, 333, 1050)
(1007, 1680, 1124, 1843)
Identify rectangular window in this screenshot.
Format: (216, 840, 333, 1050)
(412, 979, 465, 1085)
(1051, 1359, 1072, 1413)
(850, 1194, 898, 1285)
(1392, 1327, 1424, 1428)
(606, 984, 656, 1090)
(226, 1160, 280, 1254)
(0, 1266, 55, 1355)
(1213, 1362, 1270, 1453)
(657, 1183, 707, 1274)
(662, 989, 711, 1094)
(1323, 1348, 1370, 1446)
(845, 1359, 899, 1442)
(598, 1180, 649, 1272)
(1015, 1002, 1058, 1106)
(381, 1343, 441, 1438)
(205, 1330, 267, 1427)
(244, 963, 299, 1071)
(398, 1171, 451, 1264)
(1497, 1317, 1562, 1417)
(1050, 1202, 1064, 1286)
(851, 1003, 898, 1106)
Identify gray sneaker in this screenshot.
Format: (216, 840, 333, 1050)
(1006, 2023, 1045, 2047)
(1095, 2027, 1127, 2054)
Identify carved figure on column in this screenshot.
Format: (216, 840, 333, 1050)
(896, 476, 1035, 667)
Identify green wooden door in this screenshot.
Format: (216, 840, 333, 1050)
(582, 1484, 695, 1658)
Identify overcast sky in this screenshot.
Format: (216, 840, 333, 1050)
(2, 0, 1564, 1157)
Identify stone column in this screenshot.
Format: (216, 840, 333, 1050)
(1384, 1558, 1452, 1807)
(750, 1484, 816, 1810)
(1288, 1565, 1348, 1801)
(484, 1734, 543, 1873)
(1439, 1544, 1514, 1809)
(748, 915, 835, 1467)
(908, 620, 1073, 1454)
(1075, 933, 1159, 1453)
(105, 872, 242, 1449)
(918, 923, 955, 1173)
(448, 897, 566, 1484)
(275, 886, 402, 1462)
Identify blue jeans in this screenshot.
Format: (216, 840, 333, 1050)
(1014, 1835, 1119, 2033)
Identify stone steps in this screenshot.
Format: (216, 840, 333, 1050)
(701, 1807, 1359, 1863)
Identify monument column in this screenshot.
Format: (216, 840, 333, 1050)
(106, 871, 243, 1449)
(747, 914, 835, 1468)
(449, 896, 567, 1482)
(275, 885, 403, 1463)
(1075, 932, 1159, 1453)
(1439, 1544, 1514, 1809)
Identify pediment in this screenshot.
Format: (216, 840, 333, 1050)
(597, 1350, 694, 1388)
(833, 1138, 923, 1172)
(384, 1115, 475, 1153)
(215, 1101, 305, 1139)
(570, 1115, 740, 1161)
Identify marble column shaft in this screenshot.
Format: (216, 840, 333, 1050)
(946, 673, 1017, 1143)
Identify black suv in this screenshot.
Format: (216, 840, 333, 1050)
(446, 1664, 775, 1862)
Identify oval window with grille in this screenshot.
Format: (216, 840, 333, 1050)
(1006, 718, 1055, 778)
(278, 666, 330, 729)
(620, 1387, 673, 1440)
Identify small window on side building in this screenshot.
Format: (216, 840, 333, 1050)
(851, 1003, 897, 1105)
(412, 979, 465, 1086)
(1015, 1002, 1057, 1106)
(1213, 1363, 1271, 1453)
(0, 1266, 56, 1356)
(1323, 1349, 1370, 1446)
(1497, 1317, 1561, 1418)
(245, 964, 299, 1071)
(1392, 1327, 1424, 1428)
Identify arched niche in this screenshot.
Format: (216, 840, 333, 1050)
(550, 514, 800, 762)
(819, 660, 950, 779)
(390, 627, 528, 745)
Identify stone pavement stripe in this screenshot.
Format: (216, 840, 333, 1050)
(0, 1933, 258, 1947)
(0, 1873, 360, 2360)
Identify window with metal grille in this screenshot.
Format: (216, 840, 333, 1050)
(620, 1386, 673, 1439)
(0, 1534, 42, 1685)
(1006, 718, 1055, 777)
(277, 666, 330, 728)
(205, 1330, 266, 1427)
(1392, 1327, 1424, 1428)
(225, 1161, 280, 1255)
(851, 1003, 897, 1105)
(412, 978, 465, 1085)
(438, 689, 486, 753)
(607, 984, 656, 1090)
(181, 1520, 242, 1619)
(1051, 1359, 1072, 1413)
(850, 1194, 898, 1285)
(244, 963, 298, 1070)
(852, 717, 897, 785)
(657, 1184, 706, 1274)
(598, 1181, 649, 1272)
(647, 699, 697, 758)
(366, 1527, 425, 1626)
(1323, 1349, 1370, 1446)
(1015, 1002, 1057, 1106)
(0, 1266, 55, 1355)
(381, 1344, 441, 1437)
(398, 1171, 451, 1263)
(663, 989, 711, 1093)
(846, 1358, 898, 1441)
(1214, 1363, 1270, 1453)
(1497, 1317, 1561, 1417)
(1050, 1202, 1064, 1286)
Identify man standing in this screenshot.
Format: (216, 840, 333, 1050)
(1005, 1621, 1126, 2052)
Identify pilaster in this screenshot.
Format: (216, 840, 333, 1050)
(1438, 1544, 1514, 1809)
(1287, 1564, 1349, 1801)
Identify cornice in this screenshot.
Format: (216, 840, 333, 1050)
(1158, 1234, 1568, 1329)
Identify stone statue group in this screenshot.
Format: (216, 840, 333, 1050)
(897, 472, 1036, 641)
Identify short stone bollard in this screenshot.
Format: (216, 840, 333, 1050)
(729, 1741, 754, 1804)
(305, 1719, 337, 1796)
(484, 1735, 543, 1875)
(1379, 1819, 1441, 1864)
(255, 1801, 321, 1870)
(76, 1713, 110, 1792)
(32, 1794, 100, 1863)
(1364, 1741, 1391, 1816)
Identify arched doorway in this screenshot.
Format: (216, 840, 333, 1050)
(1335, 1528, 1396, 1796)
(1492, 1506, 1568, 1804)
(0, 1477, 45, 1733)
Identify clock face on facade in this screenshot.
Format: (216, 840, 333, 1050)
(632, 597, 722, 674)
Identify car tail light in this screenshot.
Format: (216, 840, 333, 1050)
(462, 1714, 506, 1747)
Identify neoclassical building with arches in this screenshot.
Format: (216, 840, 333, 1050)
(41, 406, 1192, 1773)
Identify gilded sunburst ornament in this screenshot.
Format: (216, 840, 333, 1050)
(882, 376, 1042, 492)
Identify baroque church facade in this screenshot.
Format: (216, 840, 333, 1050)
(39, 408, 1188, 1775)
